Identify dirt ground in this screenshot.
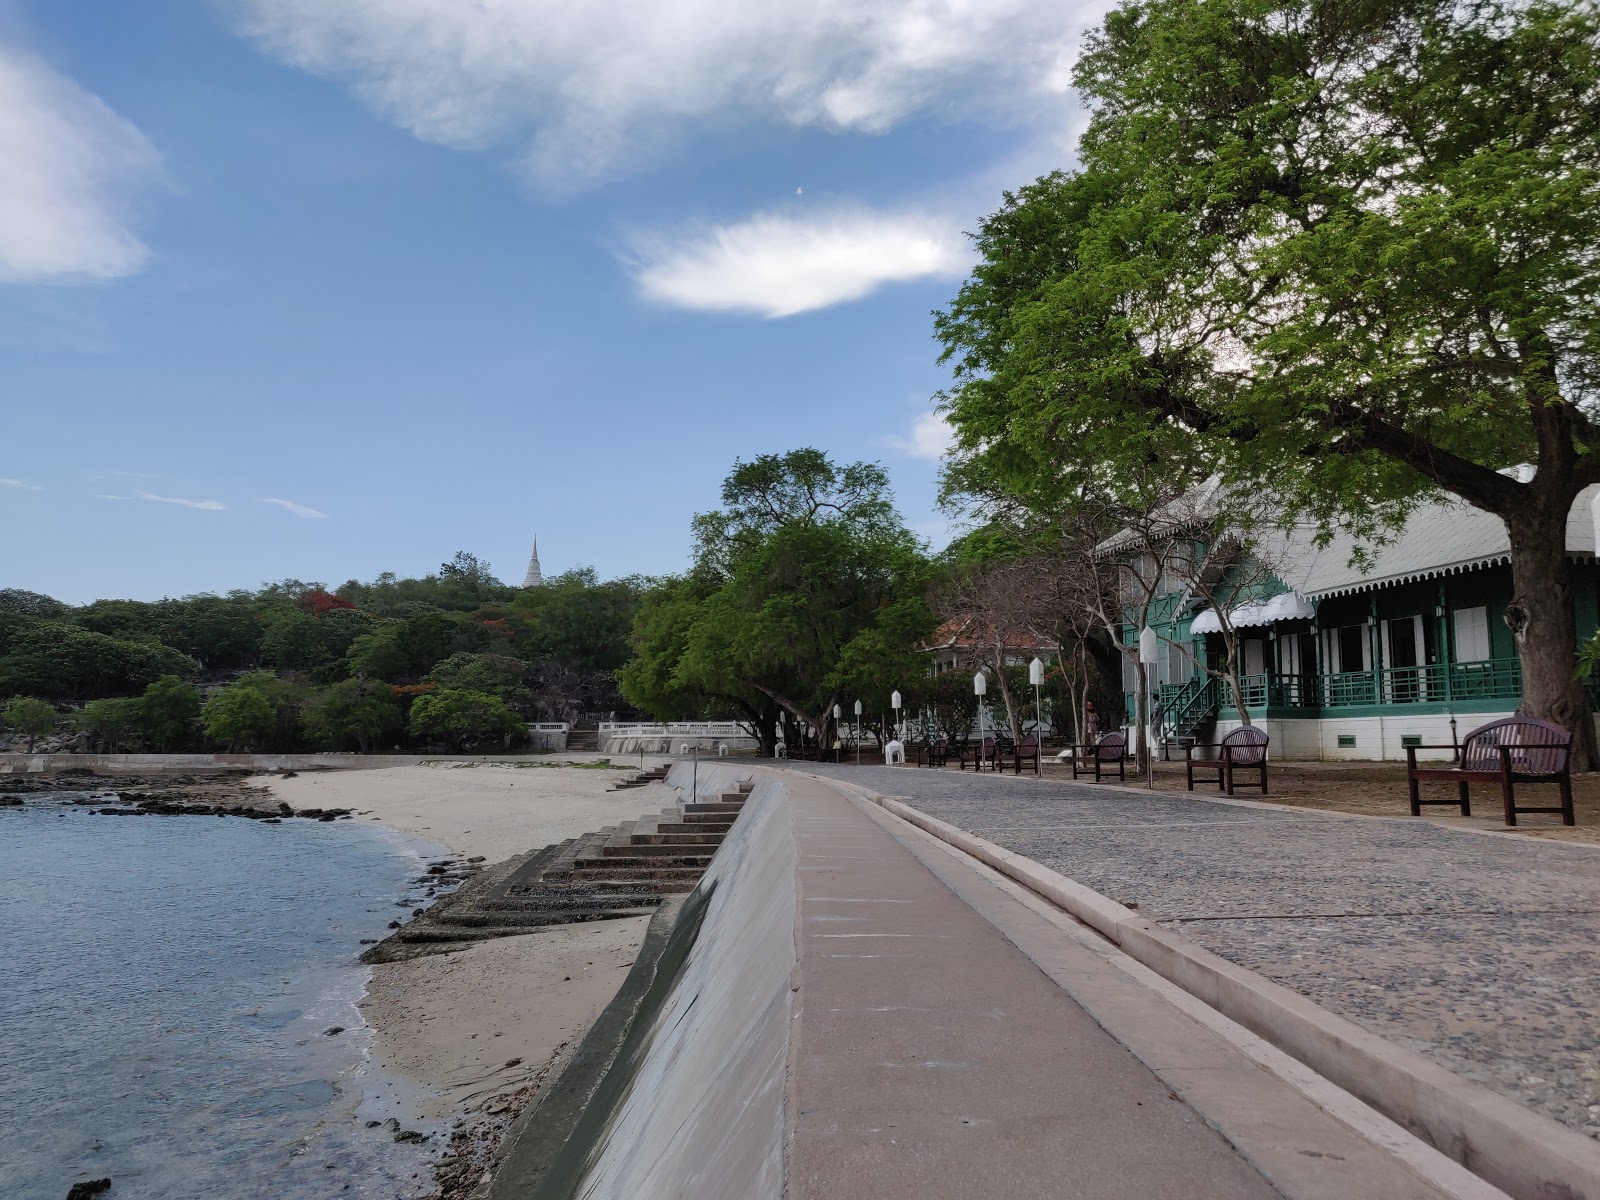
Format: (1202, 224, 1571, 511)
(1033, 756, 1600, 845)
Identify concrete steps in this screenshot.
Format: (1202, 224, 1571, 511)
(362, 772, 756, 960)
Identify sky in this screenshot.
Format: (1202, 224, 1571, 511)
(0, 0, 1106, 604)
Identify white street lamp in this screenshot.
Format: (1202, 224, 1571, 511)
(891, 689, 902, 741)
(854, 699, 863, 764)
(1138, 627, 1159, 789)
(832, 703, 842, 762)
(973, 670, 987, 744)
(1029, 656, 1045, 777)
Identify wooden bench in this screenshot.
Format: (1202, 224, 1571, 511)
(959, 736, 1002, 771)
(1007, 733, 1040, 775)
(1406, 716, 1574, 827)
(1067, 731, 1127, 782)
(916, 736, 950, 768)
(1186, 726, 1269, 796)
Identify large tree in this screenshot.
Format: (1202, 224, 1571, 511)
(622, 450, 931, 755)
(938, 0, 1600, 762)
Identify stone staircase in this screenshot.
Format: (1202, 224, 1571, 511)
(609, 763, 671, 791)
(362, 776, 755, 961)
(566, 721, 600, 751)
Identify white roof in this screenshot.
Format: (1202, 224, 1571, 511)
(1270, 485, 1600, 600)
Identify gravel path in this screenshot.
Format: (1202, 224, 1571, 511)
(766, 761, 1600, 1139)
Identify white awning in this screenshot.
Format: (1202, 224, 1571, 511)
(1189, 591, 1314, 635)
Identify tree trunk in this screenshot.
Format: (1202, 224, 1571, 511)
(1504, 507, 1598, 769)
(1219, 634, 1252, 728)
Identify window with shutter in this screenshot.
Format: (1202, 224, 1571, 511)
(1453, 607, 1490, 662)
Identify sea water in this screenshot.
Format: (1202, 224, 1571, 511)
(0, 793, 445, 1200)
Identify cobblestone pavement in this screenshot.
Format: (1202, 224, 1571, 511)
(765, 761, 1600, 1139)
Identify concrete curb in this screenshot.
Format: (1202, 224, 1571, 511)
(803, 772, 1600, 1200)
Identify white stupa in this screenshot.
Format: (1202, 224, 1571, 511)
(521, 537, 544, 588)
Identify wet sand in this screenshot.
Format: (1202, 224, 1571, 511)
(255, 761, 675, 1196)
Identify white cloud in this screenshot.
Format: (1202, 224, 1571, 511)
(0, 44, 161, 283)
(0, 477, 43, 490)
(887, 411, 956, 461)
(135, 490, 226, 511)
(260, 496, 328, 519)
(225, 0, 1107, 184)
(631, 208, 967, 318)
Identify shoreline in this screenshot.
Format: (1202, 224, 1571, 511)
(4, 760, 675, 1200)
(256, 762, 675, 1197)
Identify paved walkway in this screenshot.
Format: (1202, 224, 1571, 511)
(784, 775, 1485, 1199)
(774, 762, 1600, 1141)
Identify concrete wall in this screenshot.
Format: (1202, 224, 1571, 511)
(1211, 712, 1600, 761)
(602, 735, 760, 756)
(570, 762, 795, 1200)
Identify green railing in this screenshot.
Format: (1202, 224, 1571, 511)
(1137, 656, 1532, 718)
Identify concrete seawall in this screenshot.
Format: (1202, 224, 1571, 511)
(493, 761, 796, 1200)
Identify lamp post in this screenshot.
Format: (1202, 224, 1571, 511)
(1138, 626, 1159, 789)
(1029, 657, 1045, 777)
(891, 690, 902, 742)
(832, 703, 841, 763)
(973, 670, 987, 747)
(854, 699, 863, 765)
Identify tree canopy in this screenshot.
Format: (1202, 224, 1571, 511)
(937, 0, 1600, 758)
(621, 449, 933, 752)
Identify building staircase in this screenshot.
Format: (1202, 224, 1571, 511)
(362, 775, 754, 961)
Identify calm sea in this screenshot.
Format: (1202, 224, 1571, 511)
(0, 792, 447, 1200)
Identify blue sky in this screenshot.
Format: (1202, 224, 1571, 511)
(1, 0, 1102, 603)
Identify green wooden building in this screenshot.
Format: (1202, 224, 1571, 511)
(1117, 487, 1600, 760)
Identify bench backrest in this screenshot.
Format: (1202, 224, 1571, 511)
(980, 736, 996, 754)
(1222, 725, 1269, 765)
(1461, 717, 1571, 773)
(1017, 734, 1039, 754)
(1095, 731, 1126, 760)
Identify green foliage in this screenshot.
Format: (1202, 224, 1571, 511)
(345, 611, 460, 684)
(512, 569, 645, 671)
(0, 624, 198, 704)
(425, 652, 532, 710)
(6, 555, 642, 751)
(0, 589, 68, 618)
(140, 675, 202, 751)
(407, 689, 525, 751)
(74, 697, 145, 752)
(937, 0, 1600, 745)
(622, 450, 933, 749)
(261, 608, 375, 674)
(201, 685, 278, 751)
(305, 678, 404, 753)
(2, 696, 56, 750)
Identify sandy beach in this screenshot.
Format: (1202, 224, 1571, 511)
(254, 761, 677, 1195)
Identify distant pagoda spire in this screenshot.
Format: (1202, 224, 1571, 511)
(521, 536, 544, 588)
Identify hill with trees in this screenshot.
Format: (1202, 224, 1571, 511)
(0, 555, 647, 754)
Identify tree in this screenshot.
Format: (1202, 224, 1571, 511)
(345, 611, 459, 683)
(0, 589, 68, 618)
(407, 688, 525, 751)
(140, 675, 202, 751)
(938, 0, 1600, 763)
(305, 678, 404, 753)
(201, 685, 278, 751)
(2, 697, 56, 751)
(261, 608, 375, 674)
(75, 697, 145, 752)
(623, 450, 932, 755)
(0, 625, 198, 704)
